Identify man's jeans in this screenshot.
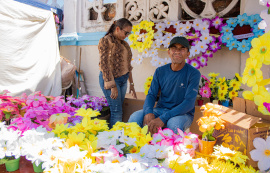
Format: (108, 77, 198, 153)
(99, 72, 129, 128)
(128, 107, 194, 134)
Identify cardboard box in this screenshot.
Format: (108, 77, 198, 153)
(122, 92, 204, 135)
(213, 107, 270, 167)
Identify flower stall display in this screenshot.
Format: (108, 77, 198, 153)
(143, 75, 153, 95)
(197, 103, 225, 154)
(241, 31, 270, 115)
(8, 91, 75, 133)
(208, 72, 243, 106)
(129, 17, 225, 69)
(250, 136, 270, 172)
(217, 74, 243, 107)
(198, 75, 212, 106)
(221, 13, 264, 53)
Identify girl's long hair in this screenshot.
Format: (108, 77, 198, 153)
(105, 18, 132, 36)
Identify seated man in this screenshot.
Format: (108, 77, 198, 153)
(128, 36, 201, 134)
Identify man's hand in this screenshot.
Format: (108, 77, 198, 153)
(148, 118, 164, 134)
(143, 113, 155, 126)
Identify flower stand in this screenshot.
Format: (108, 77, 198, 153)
(5, 157, 20, 172)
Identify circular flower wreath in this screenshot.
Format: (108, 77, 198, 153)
(129, 16, 224, 69)
(221, 13, 264, 53)
(129, 20, 155, 52)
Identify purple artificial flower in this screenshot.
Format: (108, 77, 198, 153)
(202, 18, 211, 26)
(189, 59, 201, 69)
(212, 16, 223, 29)
(202, 49, 213, 58)
(197, 56, 208, 67)
(209, 42, 221, 53)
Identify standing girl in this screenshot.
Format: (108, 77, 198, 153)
(98, 18, 137, 128)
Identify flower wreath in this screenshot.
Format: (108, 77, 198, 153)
(241, 31, 270, 115)
(129, 20, 155, 52)
(221, 13, 264, 53)
(129, 16, 224, 69)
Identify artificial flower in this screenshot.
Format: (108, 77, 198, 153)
(250, 137, 270, 171)
(242, 58, 263, 87)
(250, 32, 270, 65)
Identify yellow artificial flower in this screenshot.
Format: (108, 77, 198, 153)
(146, 76, 153, 82)
(229, 79, 241, 90)
(65, 132, 86, 149)
(258, 105, 270, 115)
(219, 83, 228, 92)
(218, 89, 226, 101)
(229, 90, 238, 99)
(235, 73, 242, 83)
(217, 77, 226, 85)
(75, 108, 100, 118)
(144, 88, 149, 95)
(208, 72, 220, 78)
(72, 122, 91, 134)
(132, 25, 140, 33)
(242, 57, 263, 87)
(140, 20, 149, 28)
(128, 34, 139, 42)
(80, 139, 97, 160)
(52, 124, 69, 137)
(252, 84, 270, 106)
(250, 32, 270, 65)
(242, 90, 254, 101)
(88, 118, 109, 132)
(144, 81, 151, 90)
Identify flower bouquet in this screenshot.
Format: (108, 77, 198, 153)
(198, 75, 212, 106)
(217, 73, 243, 106)
(197, 103, 225, 141)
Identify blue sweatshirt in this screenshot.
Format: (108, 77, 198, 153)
(143, 63, 201, 124)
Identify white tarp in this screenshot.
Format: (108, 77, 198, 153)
(0, 0, 62, 96)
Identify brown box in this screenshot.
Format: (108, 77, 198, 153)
(122, 92, 204, 135)
(213, 107, 270, 167)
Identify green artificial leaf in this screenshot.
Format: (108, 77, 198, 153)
(268, 7, 270, 14)
(208, 136, 216, 141)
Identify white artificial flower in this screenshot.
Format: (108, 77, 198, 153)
(259, 0, 270, 6)
(189, 45, 200, 58)
(135, 55, 144, 64)
(119, 135, 136, 146)
(139, 144, 156, 158)
(96, 130, 122, 149)
(155, 22, 166, 32)
(200, 22, 210, 34)
(250, 137, 270, 171)
(260, 9, 270, 32)
(155, 38, 165, 47)
(193, 19, 204, 31)
(193, 164, 207, 173)
(164, 20, 173, 28)
(197, 41, 208, 53)
(163, 40, 171, 48)
(184, 21, 192, 32)
(142, 49, 149, 58)
(150, 56, 163, 67)
(173, 21, 180, 28)
(148, 49, 158, 58)
(200, 34, 212, 44)
(153, 145, 172, 159)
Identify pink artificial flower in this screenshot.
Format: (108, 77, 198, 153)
(26, 94, 47, 107)
(197, 56, 208, 67)
(199, 86, 212, 98)
(202, 49, 213, 58)
(189, 59, 201, 69)
(211, 16, 223, 29)
(201, 75, 210, 83)
(263, 102, 270, 112)
(209, 42, 221, 53)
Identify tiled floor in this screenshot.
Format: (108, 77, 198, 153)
(0, 157, 36, 173)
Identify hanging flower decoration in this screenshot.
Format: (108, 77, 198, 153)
(221, 13, 264, 53)
(241, 31, 270, 115)
(129, 17, 224, 69)
(129, 20, 155, 53)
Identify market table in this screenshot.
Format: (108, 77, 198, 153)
(0, 157, 36, 173)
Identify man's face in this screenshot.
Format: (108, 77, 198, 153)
(168, 43, 190, 64)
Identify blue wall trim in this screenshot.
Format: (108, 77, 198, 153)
(59, 32, 107, 46)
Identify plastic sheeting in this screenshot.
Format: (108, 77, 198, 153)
(0, 0, 62, 96)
